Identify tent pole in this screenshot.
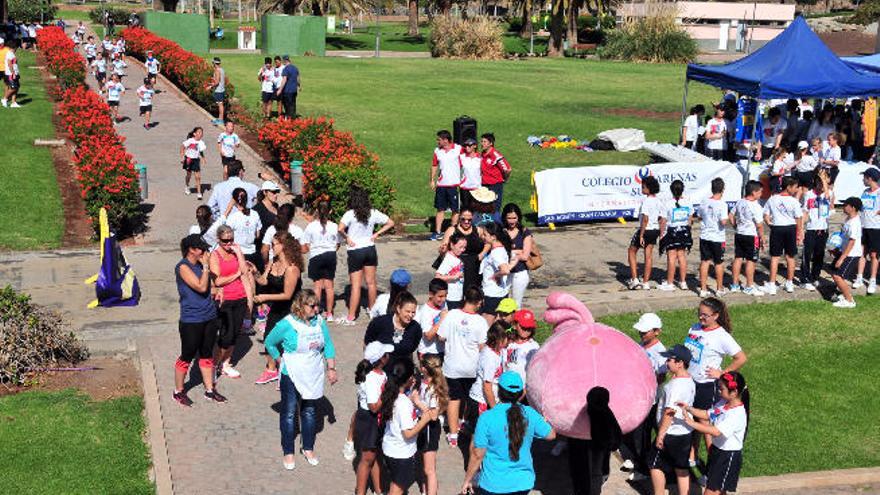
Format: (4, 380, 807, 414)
(680, 79, 690, 146)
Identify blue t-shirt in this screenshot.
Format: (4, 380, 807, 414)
(474, 403, 552, 493)
(282, 64, 299, 94)
(175, 259, 217, 323)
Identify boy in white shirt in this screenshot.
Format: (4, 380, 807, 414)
(832, 197, 864, 308)
(84, 36, 97, 65)
(854, 168, 880, 293)
(217, 121, 241, 175)
(259, 57, 276, 118)
(430, 130, 462, 240)
(648, 344, 695, 495)
(145, 50, 161, 86)
(627, 176, 663, 290)
(763, 177, 804, 295)
(704, 107, 727, 161)
(800, 171, 833, 290)
(105, 74, 125, 123)
(698, 178, 729, 297)
(729, 181, 765, 296)
(136, 78, 155, 130)
(415, 278, 448, 358)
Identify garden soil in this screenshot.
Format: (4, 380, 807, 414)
(0, 357, 141, 401)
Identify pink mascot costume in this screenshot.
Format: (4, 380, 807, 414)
(526, 292, 657, 438)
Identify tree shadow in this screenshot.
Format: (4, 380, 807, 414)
(326, 36, 369, 50)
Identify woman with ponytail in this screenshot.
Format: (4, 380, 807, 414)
(680, 371, 750, 495)
(461, 371, 556, 495)
(568, 386, 622, 495)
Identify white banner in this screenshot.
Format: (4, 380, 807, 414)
(534, 162, 744, 224)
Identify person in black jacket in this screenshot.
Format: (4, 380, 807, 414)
(362, 291, 421, 366)
(568, 386, 623, 495)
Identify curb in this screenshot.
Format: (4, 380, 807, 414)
(737, 467, 880, 492)
(138, 342, 173, 495)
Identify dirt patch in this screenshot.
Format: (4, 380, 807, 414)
(604, 107, 680, 120)
(0, 357, 141, 401)
(819, 31, 876, 56)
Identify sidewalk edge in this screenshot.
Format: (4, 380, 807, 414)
(138, 341, 174, 495)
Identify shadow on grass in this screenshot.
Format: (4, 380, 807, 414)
(327, 37, 369, 50)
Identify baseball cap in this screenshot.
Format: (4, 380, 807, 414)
(363, 342, 394, 365)
(261, 180, 280, 191)
(633, 313, 663, 333)
(390, 268, 411, 286)
(496, 298, 518, 314)
(660, 344, 693, 363)
(212, 57, 221, 64)
(498, 371, 523, 393)
(282, 54, 290, 61)
(797, 140, 809, 150)
(513, 309, 536, 329)
(181, 233, 209, 253)
(862, 167, 880, 182)
(843, 196, 863, 211)
(463, 137, 477, 146)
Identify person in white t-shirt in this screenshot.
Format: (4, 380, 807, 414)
(111, 53, 126, 80)
(681, 371, 750, 495)
(757, 107, 787, 162)
(681, 104, 705, 150)
(479, 222, 513, 323)
(430, 130, 463, 240)
(697, 178, 729, 297)
(467, 323, 508, 423)
(793, 141, 818, 186)
(627, 176, 663, 290)
(136, 78, 155, 130)
(458, 138, 482, 210)
(259, 57, 276, 118)
(729, 181, 765, 296)
(2, 43, 19, 108)
(223, 188, 263, 270)
(104, 73, 125, 123)
(819, 132, 842, 184)
(769, 147, 792, 193)
(301, 201, 340, 320)
(261, 203, 304, 266)
(648, 344, 695, 495)
(704, 107, 727, 161)
(658, 180, 693, 291)
(180, 127, 207, 199)
(379, 359, 434, 495)
(217, 121, 241, 177)
(337, 187, 395, 325)
(416, 354, 449, 495)
(415, 279, 448, 357)
(831, 197, 864, 308)
(436, 287, 489, 447)
(435, 233, 466, 309)
(855, 168, 880, 293)
(762, 177, 804, 295)
(144, 50, 161, 86)
(800, 171, 834, 290)
(505, 309, 539, 389)
(352, 342, 392, 494)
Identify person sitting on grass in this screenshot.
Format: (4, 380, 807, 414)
(626, 176, 663, 290)
(831, 197, 863, 309)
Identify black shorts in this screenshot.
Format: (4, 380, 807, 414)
(308, 251, 337, 281)
(354, 408, 381, 452)
(216, 297, 247, 349)
(659, 225, 693, 254)
(630, 229, 660, 248)
(96, 72, 106, 84)
(648, 432, 693, 471)
(86, 56, 95, 64)
(384, 455, 416, 489)
(769, 225, 797, 257)
(213, 91, 226, 103)
(139, 105, 152, 115)
(417, 419, 441, 452)
(108, 100, 119, 107)
(446, 376, 476, 401)
(434, 186, 459, 212)
(182, 157, 201, 172)
(693, 381, 718, 410)
(734, 234, 760, 262)
(221, 155, 237, 166)
(863, 228, 880, 254)
(706, 447, 743, 492)
(835, 255, 859, 279)
(5, 76, 19, 90)
(481, 296, 502, 315)
(347, 246, 378, 273)
(261, 91, 274, 103)
(699, 239, 725, 264)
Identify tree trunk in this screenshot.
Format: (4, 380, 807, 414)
(1, 0, 7, 23)
(567, 2, 578, 47)
(408, 0, 419, 36)
(548, 3, 565, 57)
(160, 0, 180, 11)
(519, 0, 532, 38)
(438, 0, 451, 15)
(311, 0, 323, 16)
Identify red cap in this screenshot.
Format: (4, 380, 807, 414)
(514, 309, 536, 329)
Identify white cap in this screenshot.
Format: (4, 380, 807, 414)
(633, 313, 662, 333)
(0, 38, 5, 45)
(364, 342, 394, 365)
(261, 180, 280, 191)
(797, 140, 809, 150)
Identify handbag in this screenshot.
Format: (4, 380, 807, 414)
(525, 238, 544, 271)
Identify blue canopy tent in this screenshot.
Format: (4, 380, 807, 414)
(843, 53, 880, 75)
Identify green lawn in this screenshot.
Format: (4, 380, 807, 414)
(219, 54, 718, 217)
(0, 389, 152, 494)
(0, 50, 64, 250)
(56, 9, 92, 22)
(534, 297, 880, 477)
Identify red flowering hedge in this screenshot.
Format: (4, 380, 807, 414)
(258, 117, 394, 214)
(121, 27, 234, 114)
(36, 27, 86, 89)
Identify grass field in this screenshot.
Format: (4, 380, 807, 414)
(218, 55, 718, 218)
(533, 297, 880, 477)
(0, 50, 64, 250)
(0, 389, 152, 493)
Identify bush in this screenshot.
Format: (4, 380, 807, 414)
(577, 14, 615, 31)
(36, 26, 86, 89)
(430, 16, 505, 60)
(8, 0, 56, 23)
(88, 7, 132, 26)
(506, 16, 524, 33)
(849, 0, 880, 24)
(0, 286, 89, 387)
(309, 163, 396, 220)
(598, 9, 697, 63)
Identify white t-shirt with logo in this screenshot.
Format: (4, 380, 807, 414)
(655, 376, 695, 436)
(795, 154, 818, 173)
(460, 154, 482, 190)
(340, 209, 390, 250)
(433, 144, 463, 187)
(684, 325, 742, 384)
(763, 194, 802, 227)
(137, 85, 154, 107)
(182, 138, 206, 160)
(415, 302, 445, 355)
(469, 347, 505, 405)
(92, 58, 107, 74)
(85, 43, 97, 58)
(802, 190, 831, 231)
(480, 246, 510, 298)
(709, 403, 748, 451)
(638, 196, 664, 230)
(860, 187, 880, 229)
(820, 145, 841, 167)
(436, 252, 464, 302)
(383, 394, 419, 459)
(105, 81, 125, 101)
(218, 132, 240, 158)
(259, 66, 275, 92)
(145, 57, 160, 74)
(705, 118, 727, 151)
(762, 119, 787, 146)
(224, 209, 263, 255)
(683, 114, 700, 142)
(662, 200, 693, 229)
(437, 309, 489, 379)
(357, 369, 386, 410)
(841, 216, 864, 258)
(698, 198, 728, 242)
(4, 50, 17, 77)
(505, 339, 540, 384)
(302, 220, 339, 258)
(733, 199, 763, 236)
(112, 59, 126, 76)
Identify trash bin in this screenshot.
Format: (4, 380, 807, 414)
(135, 163, 148, 200)
(290, 160, 303, 196)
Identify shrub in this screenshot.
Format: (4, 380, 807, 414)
(506, 16, 524, 33)
(0, 286, 89, 387)
(849, 0, 880, 24)
(430, 16, 505, 60)
(88, 7, 133, 26)
(598, 8, 697, 63)
(309, 162, 396, 220)
(8, 0, 56, 23)
(36, 26, 86, 89)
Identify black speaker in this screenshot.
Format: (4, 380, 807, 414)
(453, 116, 478, 145)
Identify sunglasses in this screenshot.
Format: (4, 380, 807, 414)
(218, 238, 234, 244)
(697, 312, 714, 319)
(460, 218, 473, 223)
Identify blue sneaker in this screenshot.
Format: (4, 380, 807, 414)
(430, 233, 442, 241)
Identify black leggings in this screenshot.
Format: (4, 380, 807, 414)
(802, 230, 828, 284)
(568, 438, 611, 495)
(178, 319, 220, 362)
(217, 298, 247, 349)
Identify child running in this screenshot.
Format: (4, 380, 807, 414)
(763, 177, 804, 295)
(92, 52, 108, 89)
(145, 50, 161, 86)
(111, 52, 126, 82)
(217, 121, 241, 175)
(434, 233, 465, 310)
(831, 197, 864, 308)
(301, 201, 340, 320)
(800, 171, 834, 290)
(658, 180, 693, 291)
(417, 355, 449, 495)
(415, 278, 448, 359)
(627, 176, 663, 290)
(729, 181, 765, 296)
(698, 178, 729, 297)
(181, 127, 207, 199)
(353, 342, 393, 495)
(84, 36, 97, 66)
(136, 77, 155, 130)
(105, 73, 125, 123)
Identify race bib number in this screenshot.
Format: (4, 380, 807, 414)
(862, 193, 877, 212)
(818, 199, 830, 218)
(684, 334, 704, 364)
(672, 207, 690, 224)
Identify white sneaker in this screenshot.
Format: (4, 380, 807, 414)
(184, 187, 191, 195)
(764, 282, 778, 295)
(743, 286, 764, 297)
(714, 288, 729, 296)
(784, 280, 795, 293)
(728, 284, 741, 293)
(626, 278, 641, 290)
(221, 364, 241, 378)
(833, 298, 856, 308)
(640, 281, 652, 290)
(342, 440, 356, 461)
(658, 281, 676, 291)
(853, 278, 864, 289)
(831, 293, 842, 302)
(802, 282, 816, 291)
(868, 281, 877, 294)
(677, 281, 689, 291)
(699, 289, 712, 298)
(1, 99, 7, 107)
(9, 102, 20, 108)
(620, 459, 635, 472)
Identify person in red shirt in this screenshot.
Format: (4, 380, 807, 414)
(480, 133, 511, 213)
